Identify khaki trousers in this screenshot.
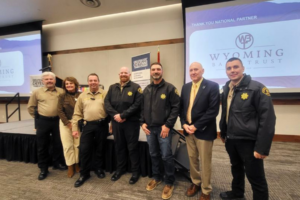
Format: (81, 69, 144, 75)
(185, 134, 213, 195)
(59, 120, 80, 166)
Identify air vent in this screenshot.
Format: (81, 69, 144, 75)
(80, 0, 101, 8)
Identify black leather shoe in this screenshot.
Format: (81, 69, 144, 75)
(95, 169, 105, 179)
(53, 164, 68, 170)
(74, 175, 91, 188)
(111, 171, 125, 181)
(38, 170, 49, 180)
(220, 191, 245, 199)
(129, 174, 140, 184)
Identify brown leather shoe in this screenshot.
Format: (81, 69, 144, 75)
(67, 165, 74, 178)
(185, 183, 201, 197)
(162, 185, 174, 199)
(75, 163, 80, 173)
(200, 193, 210, 200)
(146, 179, 162, 191)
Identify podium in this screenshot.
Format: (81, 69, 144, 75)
(29, 75, 63, 91)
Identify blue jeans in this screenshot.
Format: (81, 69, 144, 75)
(146, 126, 175, 185)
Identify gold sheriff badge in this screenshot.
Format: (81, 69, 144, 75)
(241, 93, 249, 100)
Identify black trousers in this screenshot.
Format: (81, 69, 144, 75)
(79, 122, 108, 176)
(36, 118, 65, 170)
(225, 139, 268, 200)
(112, 120, 140, 174)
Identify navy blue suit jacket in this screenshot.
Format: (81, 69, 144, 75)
(180, 79, 220, 141)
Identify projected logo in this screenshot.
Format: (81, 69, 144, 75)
(235, 33, 254, 50)
(0, 51, 24, 86)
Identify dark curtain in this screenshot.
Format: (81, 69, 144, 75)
(0, 132, 152, 177)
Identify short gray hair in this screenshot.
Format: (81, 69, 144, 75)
(42, 72, 56, 79)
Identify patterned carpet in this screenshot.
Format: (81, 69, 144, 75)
(0, 140, 299, 200)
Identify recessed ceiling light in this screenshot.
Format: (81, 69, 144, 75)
(80, 0, 101, 8)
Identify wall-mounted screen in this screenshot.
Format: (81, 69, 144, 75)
(185, 0, 300, 93)
(0, 30, 42, 97)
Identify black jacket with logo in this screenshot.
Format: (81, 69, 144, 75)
(104, 81, 142, 122)
(219, 74, 276, 155)
(140, 79, 180, 128)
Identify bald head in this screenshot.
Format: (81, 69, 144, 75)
(119, 67, 131, 74)
(190, 62, 203, 69)
(119, 66, 131, 84)
(189, 62, 204, 83)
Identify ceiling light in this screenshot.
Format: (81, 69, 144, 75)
(80, 0, 101, 8)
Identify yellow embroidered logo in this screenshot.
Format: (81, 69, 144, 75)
(262, 87, 270, 96)
(175, 89, 179, 96)
(161, 94, 166, 99)
(138, 88, 143, 94)
(128, 91, 133, 96)
(241, 93, 249, 100)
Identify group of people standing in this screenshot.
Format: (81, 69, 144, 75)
(27, 57, 276, 200)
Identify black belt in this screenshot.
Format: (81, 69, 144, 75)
(85, 119, 105, 125)
(39, 115, 59, 121)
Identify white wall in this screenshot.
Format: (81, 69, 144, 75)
(1, 4, 299, 136)
(43, 4, 183, 52)
(272, 105, 300, 135)
(51, 44, 184, 91)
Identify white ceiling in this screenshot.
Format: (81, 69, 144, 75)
(0, 0, 181, 27)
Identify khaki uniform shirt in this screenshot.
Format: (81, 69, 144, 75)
(27, 87, 64, 118)
(72, 88, 107, 131)
(120, 80, 129, 92)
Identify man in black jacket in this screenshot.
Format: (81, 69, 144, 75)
(219, 57, 276, 200)
(105, 67, 142, 184)
(141, 62, 180, 200)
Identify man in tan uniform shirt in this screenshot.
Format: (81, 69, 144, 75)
(27, 72, 66, 181)
(72, 73, 109, 187)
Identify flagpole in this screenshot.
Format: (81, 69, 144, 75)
(157, 46, 160, 63)
(47, 54, 52, 71)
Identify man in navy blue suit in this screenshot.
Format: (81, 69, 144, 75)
(180, 62, 220, 200)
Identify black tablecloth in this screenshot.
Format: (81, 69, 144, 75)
(0, 132, 152, 177)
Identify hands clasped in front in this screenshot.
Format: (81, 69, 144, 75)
(183, 124, 197, 135)
(114, 114, 126, 123)
(142, 123, 170, 138)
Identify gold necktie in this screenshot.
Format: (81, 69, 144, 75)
(187, 84, 197, 124)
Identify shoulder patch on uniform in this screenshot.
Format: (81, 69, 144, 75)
(175, 88, 179, 96)
(161, 94, 166, 99)
(128, 91, 133, 96)
(262, 87, 270, 96)
(138, 87, 143, 94)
